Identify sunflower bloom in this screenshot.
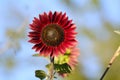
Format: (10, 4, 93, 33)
(28, 11, 77, 57)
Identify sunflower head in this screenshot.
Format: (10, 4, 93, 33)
(28, 11, 77, 57)
(41, 24, 64, 47)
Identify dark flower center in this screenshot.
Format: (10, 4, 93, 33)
(41, 24, 64, 46)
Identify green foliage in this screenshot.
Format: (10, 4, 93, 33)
(46, 63, 72, 74)
(53, 49, 72, 74)
(45, 63, 51, 69)
(54, 55, 69, 64)
(54, 63, 72, 74)
(35, 70, 47, 80)
(54, 49, 71, 65)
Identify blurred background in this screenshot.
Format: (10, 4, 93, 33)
(0, 0, 120, 80)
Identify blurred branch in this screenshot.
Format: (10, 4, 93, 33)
(0, 20, 28, 55)
(100, 46, 120, 80)
(114, 31, 120, 35)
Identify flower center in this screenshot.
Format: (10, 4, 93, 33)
(41, 24, 64, 46)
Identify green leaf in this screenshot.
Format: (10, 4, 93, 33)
(54, 63, 72, 74)
(46, 63, 52, 69)
(32, 53, 40, 57)
(54, 54, 69, 64)
(35, 70, 46, 80)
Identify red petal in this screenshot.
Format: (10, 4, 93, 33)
(39, 14, 48, 25)
(28, 32, 40, 38)
(62, 42, 69, 48)
(55, 12, 62, 23)
(28, 32, 40, 37)
(33, 17, 44, 27)
(53, 12, 62, 23)
(61, 17, 68, 26)
(53, 47, 59, 56)
(38, 44, 47, 56)
(40, 45, 46, 53)
(60, 44, 67, 55)
(65, 34, 76, 38)
(65, 31, 77, 35)
(28, 34, 40, 37)
(65, 37, 75, 41)
(65, 24, 76, 31)
(45, 47, 52, 56)
(28, 38, 40, 44)
(59, 12, 66, 24)
(64, 40, 77, 48)
(32, 43, 41, 49)
(33, 17, 40, 25)
(29, 24, 39, 31)
(32, 17, 44, 28)
(44, 47, 51, 56)
(47, 47, 53, 56)
(60, 17, 68, 27)
(58, 44, 65, 54)
(35, 42, 42, 52)
(49, 11, 53, 22)
(52, 11, 57, 22)
(43, 12, 49, 24)
(65, 29, 76, 33)
(62, 20, 72, 29)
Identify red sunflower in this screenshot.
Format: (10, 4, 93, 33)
(28, 11, 77, 57)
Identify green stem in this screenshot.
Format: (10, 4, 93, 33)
(49, 56, 54, 80)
